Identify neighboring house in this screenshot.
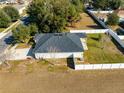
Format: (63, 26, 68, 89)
(33, 33, 87, 59)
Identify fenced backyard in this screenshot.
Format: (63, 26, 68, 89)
(73, 34, 124, 70)
(86, 10, 124, 48)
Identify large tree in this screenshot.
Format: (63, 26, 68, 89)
(3, 6, 20, 22)
(92, 0, 121, 10)
(109, 0, 121, 10)
(0, 10, 11, 28)
(27, 0, 83, 33)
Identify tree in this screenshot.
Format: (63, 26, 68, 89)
(0, 10, 11, 28)
(71, 0, 84, 12)
(92, 0, 121, 10)
(27, 0, 82, 33)
(109, 0, 121, 10)
(12, 24, 38, 44)
(120, 0, 124, 9)
(107, 13, 119, 25)
(28, 24, 38, 36)
(12, 24, 31, 44)
(3, 6, 20, 22)
(92, 0, 109, 10)
(67, 4, 80, 26)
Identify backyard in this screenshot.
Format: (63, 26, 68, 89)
(84, 34, 124, 64)
(67, 13, 102, 30)
(0, 61, 124, 93)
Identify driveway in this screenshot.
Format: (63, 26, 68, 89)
(0, 32, 13, 53)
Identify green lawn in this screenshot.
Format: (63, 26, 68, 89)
(84, 34, 124, 64)
(0, 28, 5, 32)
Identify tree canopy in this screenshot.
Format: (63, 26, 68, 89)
(107, 13, 119, 26)
(12, 24, 38, 44)
(92, 0, 122, 10)
(0, 10, 11, 28)
(27, 0, 83, 33)
(3, 6, 20, 22)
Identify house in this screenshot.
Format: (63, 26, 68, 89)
(33, 33, 87, 59)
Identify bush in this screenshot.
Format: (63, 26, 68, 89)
(3, 6, 20, 22)
(107, 13, 119, 26)
(0, 10, 11, 28)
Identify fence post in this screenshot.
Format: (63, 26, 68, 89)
(101, 64, 103, 70)
(119, 64, 121, 69)
(92, 64, 94, 69)
(110, 64, 112, 69)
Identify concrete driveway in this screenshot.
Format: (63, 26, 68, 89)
(0, 32, 13, 53)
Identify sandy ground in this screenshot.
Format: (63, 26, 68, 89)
(0, 66, 124, 93)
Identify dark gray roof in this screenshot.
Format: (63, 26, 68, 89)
(33, 33, 86, 53)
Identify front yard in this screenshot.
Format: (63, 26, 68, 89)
(84, 34, 124, 64)
(0, 60, 124, 93)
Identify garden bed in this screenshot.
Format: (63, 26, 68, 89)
(84, 34, 124, 64)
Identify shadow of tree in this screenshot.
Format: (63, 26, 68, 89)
(111, 37, 124, 54)
(4, 36, 14, 45)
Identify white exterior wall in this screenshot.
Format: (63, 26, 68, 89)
(35, 52, 83, 59)
(118, 36, 124, 40)
(75, 63, 124, 70)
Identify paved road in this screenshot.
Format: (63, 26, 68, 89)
(0, 16, 29, 53)
(0, 32, 13, 53)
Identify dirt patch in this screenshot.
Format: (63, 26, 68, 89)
(0, 64, 124, 93)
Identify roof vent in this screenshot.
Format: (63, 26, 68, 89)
(54, 33, 63, 36)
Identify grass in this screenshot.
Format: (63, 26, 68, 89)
(84, 34, 124, 64)
(109, 25, 120, 31)
(1, 66, 124, 93)
(8, 61, 21, 72)
(0, 21, 19, 33)
(0, 28, 5, 32)
(26, 63, 34, 73)
(67, 13, 101, 30)
(3, 59, 68, 73)
(16, 43, 31, 49)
